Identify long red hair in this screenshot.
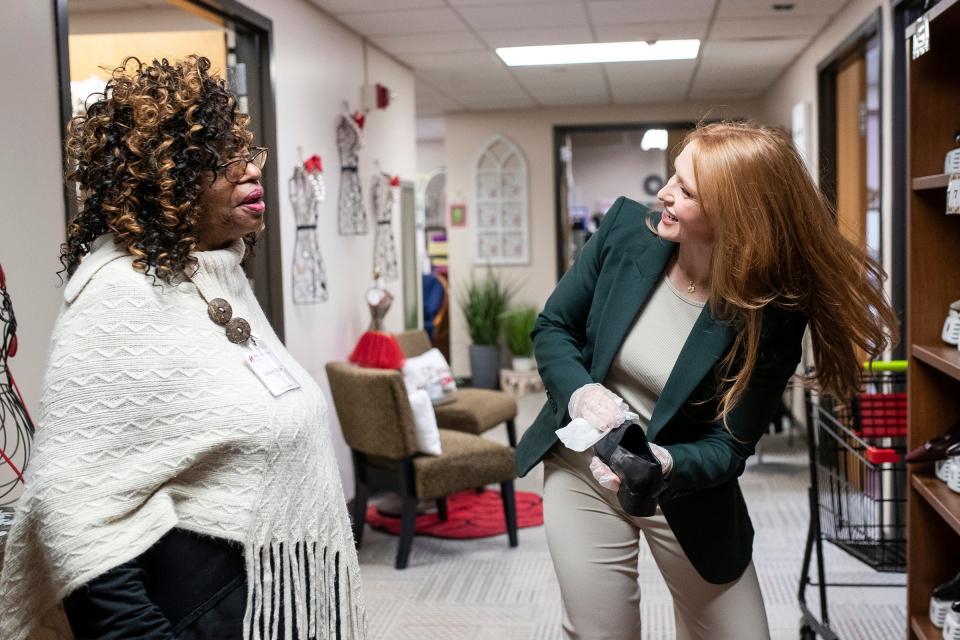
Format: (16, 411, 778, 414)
(677, 122, 898, 423)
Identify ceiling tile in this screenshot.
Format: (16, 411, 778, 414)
(716, 0, 846, 19)
(603, 59, 696, 103)
(478, 26, 594, 48)
(455, 93, 538, 109)
(336, 8, 465, 35)
(699, 38, 807, 67)
(372, 31, 485, 54)
(593, 20, 708, 42)
(415, 85, 465, 114)
(709, 16, 829, 39)
(400, 50, 506, 71)
(587, 0, 717, 25)
(449, 0, 574, 4)
(511, 64, 610, 103)
(693, 65, 781, 91)
(457, 3, 588, 30)
(308, 0, 445, 13)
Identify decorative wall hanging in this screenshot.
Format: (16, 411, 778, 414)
(290, 153, 329, 304)
(474, 136, 529, 264)
(0, 262, 34, 508)
(449, 203, 466, 227)
(371, 171, 400, 281)
(336, 109, 368, 235)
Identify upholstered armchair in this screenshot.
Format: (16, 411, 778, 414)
(325, 361, 518, 569)
(394, 330, 518, 447)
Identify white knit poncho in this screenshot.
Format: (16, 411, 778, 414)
(0, 237, 365, 639)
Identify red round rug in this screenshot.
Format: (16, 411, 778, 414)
(366, 489, 543, 539)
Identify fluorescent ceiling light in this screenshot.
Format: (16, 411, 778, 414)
(641, 129, 668, 151)
(496, 40, 700, 67)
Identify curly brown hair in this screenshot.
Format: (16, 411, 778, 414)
(61, 55, 254, 282)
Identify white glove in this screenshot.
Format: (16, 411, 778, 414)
(649, 442, 673, 477)
(589, 456, 621, 491)
(555, 384, 640, 452)
(568, 383, 631, 431)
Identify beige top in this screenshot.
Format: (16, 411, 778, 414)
(604, 275, 704, 429)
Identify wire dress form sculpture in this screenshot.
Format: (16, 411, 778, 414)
(371, 172, 399, 281)
(290, 156, 329, 304)
(336, 113, 368, 235)
(0, 262, 34, 509)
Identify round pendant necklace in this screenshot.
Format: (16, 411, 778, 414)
(196, 289, 251, 345)
(687, 281, 696, 294)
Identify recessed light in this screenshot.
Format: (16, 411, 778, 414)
(496, 40, 700, 67)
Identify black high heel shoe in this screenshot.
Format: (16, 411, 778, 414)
(593, 423, 666, 517)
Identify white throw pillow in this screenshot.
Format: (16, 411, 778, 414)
(407, 389, 442, 456)
(402, 348, 457, 398)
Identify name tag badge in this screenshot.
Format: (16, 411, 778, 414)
(242, 336, 300, 396)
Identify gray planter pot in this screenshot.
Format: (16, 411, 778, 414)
(469, 344, 500, 389)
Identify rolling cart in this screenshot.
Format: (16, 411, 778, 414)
(797, 361, 908, 639)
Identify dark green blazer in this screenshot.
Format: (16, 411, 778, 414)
(516, 196, 807, 584)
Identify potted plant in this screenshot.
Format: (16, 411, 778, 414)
(502, 306, 538, 371)
(458, 269, 516, 388)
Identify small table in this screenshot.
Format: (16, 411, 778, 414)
(499, 368, 544, 396)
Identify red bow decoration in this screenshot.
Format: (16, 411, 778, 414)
(352, 111, 366, 129)
(389, 175, 400, 187)
(303, 154, 323, 173)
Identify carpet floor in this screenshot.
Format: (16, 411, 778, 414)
(356, 392, 906, 639)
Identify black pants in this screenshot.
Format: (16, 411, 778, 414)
(63, 529, 246, 639)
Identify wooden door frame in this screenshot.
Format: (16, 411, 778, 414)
(816, 9, 882, 209)
(53, 0, 285, 340)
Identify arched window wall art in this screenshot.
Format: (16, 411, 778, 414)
(474, 136, 529, 265)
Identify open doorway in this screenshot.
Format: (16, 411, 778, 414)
(55, 0, 284, 337)
(552, 123, 695, 279)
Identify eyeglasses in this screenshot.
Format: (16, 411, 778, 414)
(216, 146, 268, 182)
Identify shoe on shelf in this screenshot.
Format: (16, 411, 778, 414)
(907, 422, 960, 463)
(937, 458, 954, 483)
(950, 456, 960, 495)
(944, 602, 960, 640)
(593, 422, 665, 517)
(930, 570, 960, 628)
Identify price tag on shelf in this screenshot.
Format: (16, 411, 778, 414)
(948, 174, 960, 215)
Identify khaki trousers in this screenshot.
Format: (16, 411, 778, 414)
(543, 445, 769, 640)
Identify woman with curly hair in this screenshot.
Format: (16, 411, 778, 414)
(0, 56, 365, 639)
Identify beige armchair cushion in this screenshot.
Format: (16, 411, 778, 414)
(412, 429, 516, 500)
(434, 388, 517, 435)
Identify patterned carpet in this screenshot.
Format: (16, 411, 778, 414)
(357, 392, 906, 639)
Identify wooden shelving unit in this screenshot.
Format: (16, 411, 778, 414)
(910, 614, 941, 640)
(905, 1, 960, 636)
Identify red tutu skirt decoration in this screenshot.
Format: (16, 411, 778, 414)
(349, 331, 405, 369)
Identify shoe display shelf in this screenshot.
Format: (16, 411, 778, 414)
(904, 1, 960, 637)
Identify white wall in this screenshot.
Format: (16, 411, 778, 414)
(0, 0, 416, 500)
(443, 100, 763, 378)
(570, 133, 666, 214)
(0, 1, 66, 505)
(417, 140, 445, 176)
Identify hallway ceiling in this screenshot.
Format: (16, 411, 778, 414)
(308, 0, 848, 115)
